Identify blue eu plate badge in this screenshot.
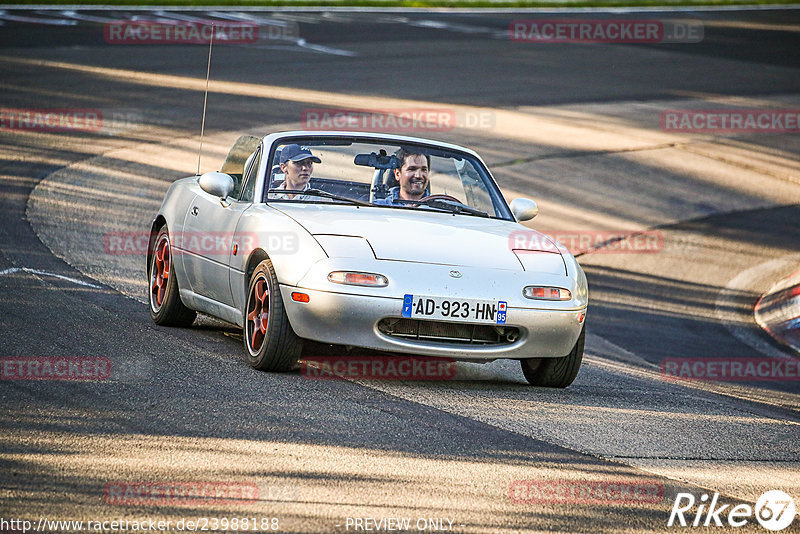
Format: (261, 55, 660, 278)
(497, 301, 507, 325)
(402, 294, 414, 318)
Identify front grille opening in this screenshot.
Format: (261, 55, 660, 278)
(378, 318, 520, 345)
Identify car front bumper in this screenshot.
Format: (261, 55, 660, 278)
(280, 285, 585, 361)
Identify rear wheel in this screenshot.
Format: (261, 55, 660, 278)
(521, 325, 585, 388)
(148, 226, 196, 327)
(244, 259, 302, 371)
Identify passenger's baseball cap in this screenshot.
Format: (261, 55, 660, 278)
(280, 144, 321, 164)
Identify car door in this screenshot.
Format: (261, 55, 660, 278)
(227, 146, 263, 310)
(181, 148, 261, 307)
(180, 196, 245, 307)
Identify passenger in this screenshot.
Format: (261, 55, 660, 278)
(272, 144, 321, 200)
(373, 148, 430, 206)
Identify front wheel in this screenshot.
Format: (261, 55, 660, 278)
(244, 259, 302, 371)
(521, 325, 585, 388)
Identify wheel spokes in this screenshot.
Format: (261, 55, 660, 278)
(151, 239, 170, 308)
(250, 328, 264, 351)
(247, 277, 269, 352)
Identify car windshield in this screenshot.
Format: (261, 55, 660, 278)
(264, 137, 513, 220)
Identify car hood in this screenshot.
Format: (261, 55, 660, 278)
(272, 204, 563, 272)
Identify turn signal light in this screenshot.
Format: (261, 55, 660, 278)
(291, 292, 310, 303)
(328, 271, 389, 287)
(523, 286, 572, 301)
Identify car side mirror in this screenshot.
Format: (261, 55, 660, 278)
(510, 198, 539, 221)
(198, 172, 234, 200)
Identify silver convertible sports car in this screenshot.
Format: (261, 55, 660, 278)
(148, 131, 588, 387)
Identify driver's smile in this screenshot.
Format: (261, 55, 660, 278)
(396, 154, 430, 201)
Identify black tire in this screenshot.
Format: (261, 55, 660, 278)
(244, 259, 302, 371)
(148, 226, 196, 327)
(521, 325, 585, 388)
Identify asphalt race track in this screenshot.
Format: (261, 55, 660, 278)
(1, 7, 799, 533)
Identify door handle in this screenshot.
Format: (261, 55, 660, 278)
(191, 206, 199, 216)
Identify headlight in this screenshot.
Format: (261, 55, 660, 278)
(328, 271, 389, 287)
(523, 286, 572, 301)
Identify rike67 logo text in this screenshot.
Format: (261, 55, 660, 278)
(669, 490, 796, 531)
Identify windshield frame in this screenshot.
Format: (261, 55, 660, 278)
(260, 132, 514, 221)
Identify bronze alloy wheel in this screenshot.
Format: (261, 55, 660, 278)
(149, 232, 171, 313)
(147, 226, 196, 327)
(244, 259, 302, 372)
(246, 272, 270, 355)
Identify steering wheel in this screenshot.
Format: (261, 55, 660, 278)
(418, 194, 461, 204)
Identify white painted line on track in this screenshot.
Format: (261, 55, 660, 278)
(51, 9, 123, 23)
(245, 41, 358, 56)
(260, 12, 324, 23)
(410, 18, 488, 32)
(0, 267, 102, 288)
(151, 10, 227, 23)
(0, 9, 76, 25)
(295, 39, 358, 56)
(128, 14, 185, 25)
(408, 18, 509, 38)
(241, 39, 357, 55)
(208, 10, 356, 53)
(206, 10, 295, 28)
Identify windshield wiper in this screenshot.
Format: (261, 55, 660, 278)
(267, 188, 371, 207)
(401, 198, 489, 218)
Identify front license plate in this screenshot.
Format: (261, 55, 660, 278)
(402, 294, 507, 325)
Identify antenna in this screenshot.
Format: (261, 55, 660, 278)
(196, 24, 214, 176)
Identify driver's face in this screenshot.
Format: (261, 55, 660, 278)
(395, 155, 429, 200)
(280, 158, 314, 189)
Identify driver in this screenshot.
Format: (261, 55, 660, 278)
(373, 148, 429, 206)
(271, 144, 321, 200)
